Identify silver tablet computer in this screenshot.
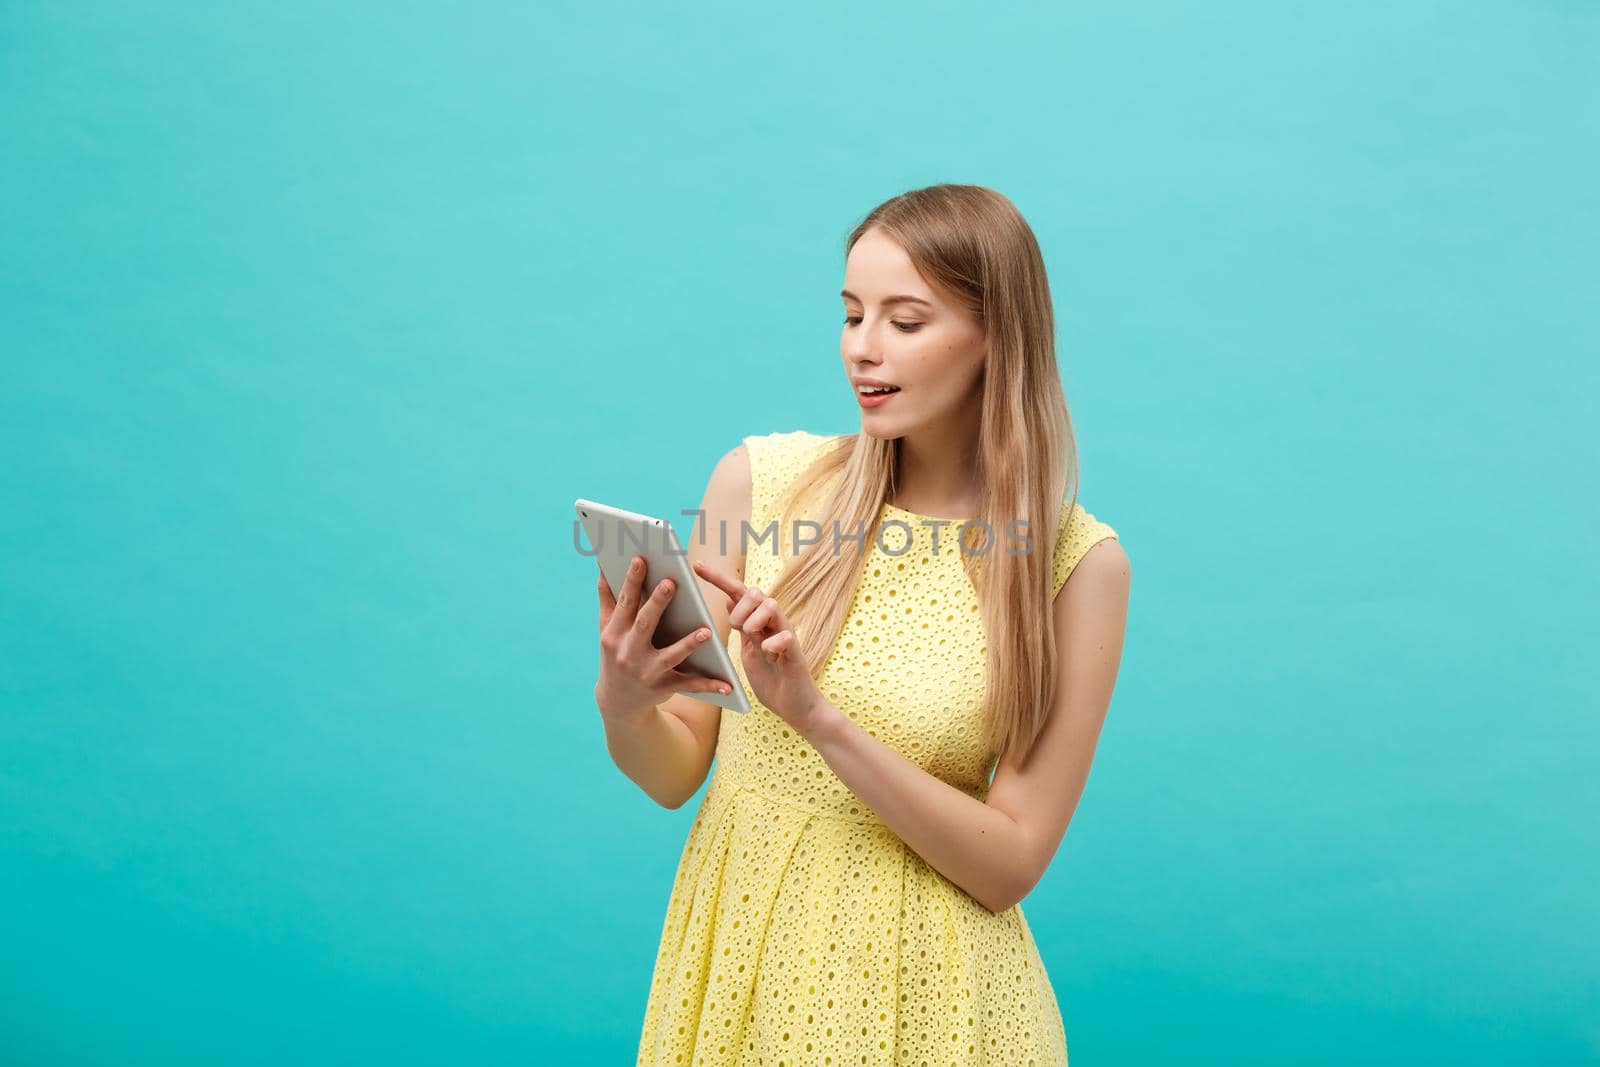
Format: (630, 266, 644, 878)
(575, 497, 751, 714)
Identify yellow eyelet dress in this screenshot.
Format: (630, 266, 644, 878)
(635, 429, 1119, 1067)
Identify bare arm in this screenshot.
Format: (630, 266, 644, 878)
(806, 538, 1132, 911)
(597, 442, 751, 809)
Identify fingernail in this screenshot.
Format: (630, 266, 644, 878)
(697, 630, 709, 641)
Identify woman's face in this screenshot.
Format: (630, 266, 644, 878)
(840, 228, 986, 440)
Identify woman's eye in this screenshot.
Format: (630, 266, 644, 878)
(842, 315, 922, 333)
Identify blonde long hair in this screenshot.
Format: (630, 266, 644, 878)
(766, 184, 1081, 768)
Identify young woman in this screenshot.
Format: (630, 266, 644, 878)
(594, 183, 1131, 1066)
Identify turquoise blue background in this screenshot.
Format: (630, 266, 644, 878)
(3, 2, 1596, 1062)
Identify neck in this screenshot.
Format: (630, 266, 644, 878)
(889, 407, 983, 517)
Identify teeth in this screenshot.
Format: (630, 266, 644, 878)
(859, 386, 897, 394)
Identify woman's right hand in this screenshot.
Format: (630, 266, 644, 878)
(595, 554, 735, 722)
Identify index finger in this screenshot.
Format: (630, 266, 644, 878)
(692, 559, 744, 600)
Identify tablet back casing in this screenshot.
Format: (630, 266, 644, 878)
(575, 498, 751, 713)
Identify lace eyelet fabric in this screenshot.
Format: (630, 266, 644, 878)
(636, 430, 1118, 1066)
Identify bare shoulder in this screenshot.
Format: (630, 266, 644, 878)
(1076, 537, 1131, 585)
(708, 440, 752, 500)
(699, 442, 752, 579)
(1054, 535, 1131, 618)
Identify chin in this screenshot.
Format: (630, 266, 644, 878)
(857, 419, 902, 440)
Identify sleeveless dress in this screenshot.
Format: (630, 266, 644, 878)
(635, 429, 1119, 1067)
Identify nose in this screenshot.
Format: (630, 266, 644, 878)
(846, 351, 884, 379)
(842, 324, 881, 366)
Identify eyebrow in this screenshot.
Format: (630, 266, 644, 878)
(840, 289, 934, 309)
